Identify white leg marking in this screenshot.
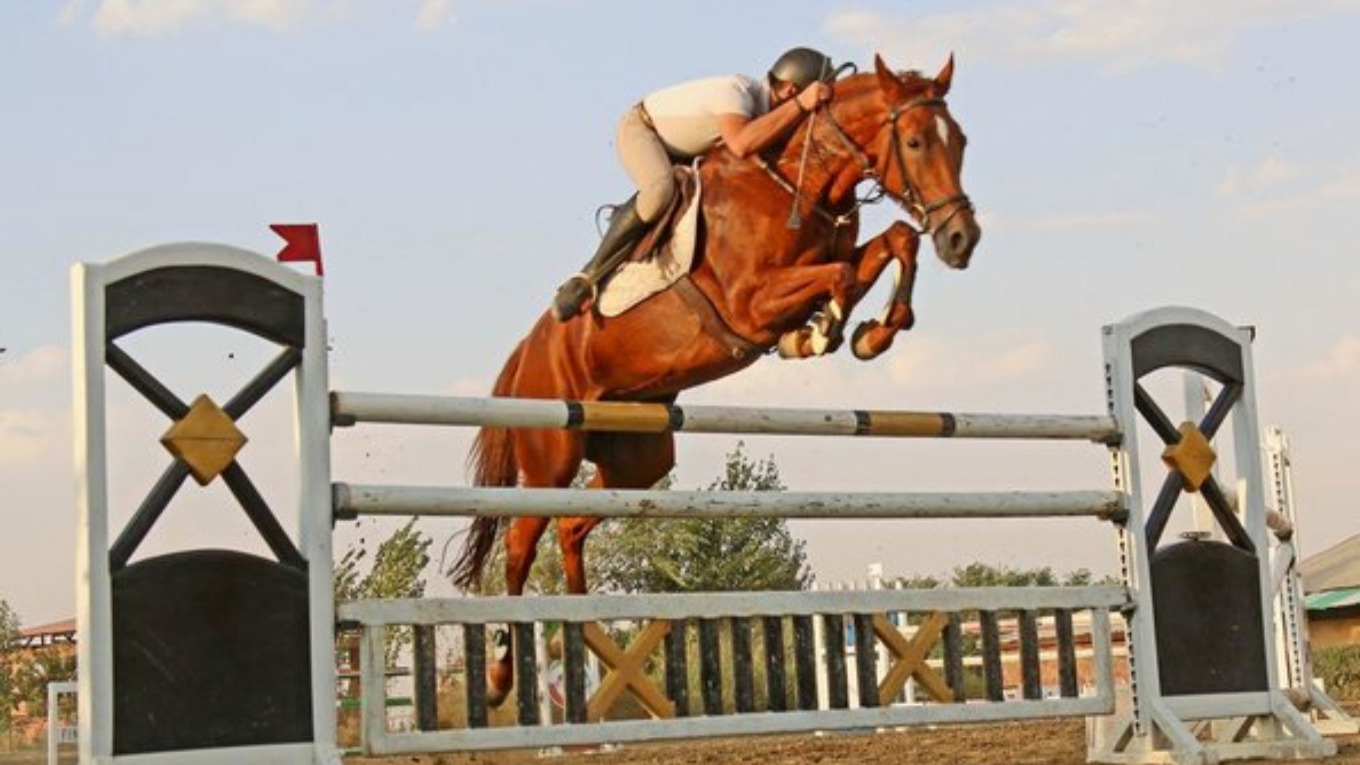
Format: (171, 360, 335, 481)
(810, 324, 830, 356)
(878, 260, 903, 323)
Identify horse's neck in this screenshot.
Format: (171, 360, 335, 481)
(701, 142, 844, 211)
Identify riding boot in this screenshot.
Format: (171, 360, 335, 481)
(551, 197, 648, 321)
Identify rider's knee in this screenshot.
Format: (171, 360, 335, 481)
(638, 178, 676, 221)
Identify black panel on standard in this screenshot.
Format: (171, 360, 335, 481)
(1151, 540, 1268, 696)
(111, 549, 312, 754)
(1130, 323, 1244, 385)
(105, 265, 306, 346)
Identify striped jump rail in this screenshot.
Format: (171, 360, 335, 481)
(330, 392, 1122, 443)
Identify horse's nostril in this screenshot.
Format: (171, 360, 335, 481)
(950, 231, 966, 253)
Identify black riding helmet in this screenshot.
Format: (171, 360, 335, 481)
(768, 46, 833, 89)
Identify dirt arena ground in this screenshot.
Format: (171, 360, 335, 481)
(6, 717, 1358, 764)
(353, 716, 1360, 765)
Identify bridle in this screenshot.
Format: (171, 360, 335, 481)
(763, 92, 973, 235)
(823, 95, 972, 235)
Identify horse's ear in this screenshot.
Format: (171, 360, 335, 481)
(934, 53, 955, 95)
(874, 53, 903, 96)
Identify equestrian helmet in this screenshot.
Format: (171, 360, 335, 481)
(768, 47, 833, 89)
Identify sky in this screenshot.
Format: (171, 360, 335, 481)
(2, 0, 1359, 627)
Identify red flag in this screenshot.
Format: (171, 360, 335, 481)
(271, 223, 324, 276)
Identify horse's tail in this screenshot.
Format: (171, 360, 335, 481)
(448, 342, 525, 591)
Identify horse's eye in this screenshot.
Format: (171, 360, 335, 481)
(907, 137, 923, 150)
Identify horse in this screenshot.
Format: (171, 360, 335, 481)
(450, 54, 981, 706)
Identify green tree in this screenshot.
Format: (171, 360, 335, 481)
(335, 518, 432, 663)
(592, 442, 811, 593)
(890, 562, 1105, 589)
(0, 600, 19, 730)
(892, 573, 944, 590)
(11, 647, 76, 715)
(0, 599, 17, 648)
(335, 517, 433, 602)
(949, 562, 1061, 587)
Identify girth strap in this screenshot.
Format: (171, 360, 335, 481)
(671, 276, 765, 361)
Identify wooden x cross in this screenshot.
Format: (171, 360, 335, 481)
(873, 611, 954, 705)
(583, 620, 675, 721)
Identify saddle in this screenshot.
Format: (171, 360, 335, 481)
(596, 164, 702, 317)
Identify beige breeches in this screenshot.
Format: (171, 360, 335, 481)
(616, 105, 676, 222)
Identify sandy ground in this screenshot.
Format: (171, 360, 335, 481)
(351, 716, 1360, 765)
(10, 713, 1358, 764)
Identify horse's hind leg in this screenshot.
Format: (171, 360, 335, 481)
(487, 429, 586, 707)
(557, 432, 676, 594)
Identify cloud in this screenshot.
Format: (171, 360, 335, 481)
(882, 331, 1055, 393)
(686, 329, 1058, 412)
(1217, 156, 1304, 199)
(413, 0, 454, 32)
(0, 409, 69, 467)
(58, 0, 457, 36)
(1275, 336, 1360, 411)
(826, 0, 1360, 74)
(0, 345, 67, 391)
(0, 346, 72, 467)
(1017, 211, 1151, 232)
(1294, 336, 1360, 384)
(1236, 168, 1360, 219)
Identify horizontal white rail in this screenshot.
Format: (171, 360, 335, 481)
(338, 585, 1130, 626)
(349, 587, 1121, 755)
(332, 484, 1125, 522)
(331, 391, 1121, 442)
(367, 695, 1116, 754)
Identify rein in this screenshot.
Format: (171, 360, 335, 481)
(764, 94, 973, 235)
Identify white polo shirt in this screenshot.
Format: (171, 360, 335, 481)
(641, 74, 772, 157)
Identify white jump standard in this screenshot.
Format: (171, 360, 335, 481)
(73, 242, 1343, 765)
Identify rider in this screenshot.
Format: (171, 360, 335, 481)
(550, 47, 837, 322)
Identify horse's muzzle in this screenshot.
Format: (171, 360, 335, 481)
(934, 210, 981, 270)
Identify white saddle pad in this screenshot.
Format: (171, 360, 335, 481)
(596, 165, 702, 317)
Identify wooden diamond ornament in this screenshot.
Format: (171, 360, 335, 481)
(161, 394, 247, 486)
(1161, 421, 1217, 492)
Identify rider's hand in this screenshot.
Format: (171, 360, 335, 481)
(796, 81, 833, 112)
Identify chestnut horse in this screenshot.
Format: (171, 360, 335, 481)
(450, 54, 980, 705)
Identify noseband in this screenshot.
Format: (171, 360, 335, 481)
(822, 96, 973, 235)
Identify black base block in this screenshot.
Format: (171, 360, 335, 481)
(1151, 540, 1268, 696)
(112, 549, 313, 754)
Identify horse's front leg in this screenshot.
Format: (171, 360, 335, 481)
(744, 261, 856, 356)
(848, 221, 921, 361)
(775, 222, 918, 359)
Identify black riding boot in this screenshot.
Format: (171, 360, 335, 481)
(551, 197, 647, 321)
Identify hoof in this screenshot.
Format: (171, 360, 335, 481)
(777, 329, 811, 359)
(484, 628, 513, 708)
(809, 312, 844, 357)
(852, 321, 891, 360)
(484, 680, 511, 708)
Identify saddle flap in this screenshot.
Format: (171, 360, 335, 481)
(597, 164, 702, 317)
